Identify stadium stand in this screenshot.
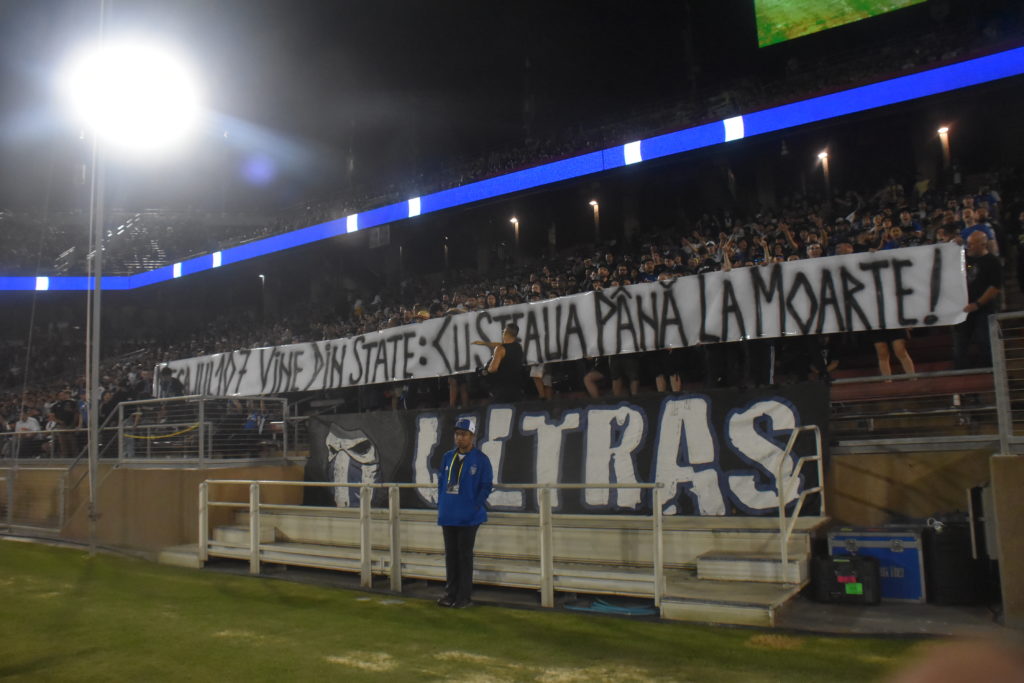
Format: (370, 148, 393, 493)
(2, 164, 1020, 439)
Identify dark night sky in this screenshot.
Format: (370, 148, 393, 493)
(1, 0, 1006, 213)
(0, 0, 765, 211)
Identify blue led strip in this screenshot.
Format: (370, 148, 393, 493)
(6, 46, 1023, 292)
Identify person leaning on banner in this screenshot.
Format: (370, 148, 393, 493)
(473, 323, 525, 403)
(436, 417, 493, 609)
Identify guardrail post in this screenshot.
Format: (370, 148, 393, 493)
(198, 482, 209, 565)
(198, 399, 207, 465)
(814, 428, 826, 517)
(5, 472, 12, 528)
(58, 470, 66, 530)
(990, 315, 1012, 455)
(281, 399, 289, 460)
(388, 485, 401, 592)
(652, 485, 664, 607)
(539, 486, 554, 608)
(249, 483, 260, 575)
(778, 429, 798, 584)
(117, 404, 125, 463)
(774, 425, 825, 584)
(360, 485, 372, 588)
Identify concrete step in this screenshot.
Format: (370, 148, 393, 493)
(206, 539, 664, 596)
(212, 524, 276, 546)
(696, 550, 806, 583)
(660, 573, 805, 627)
(248, 508, 825, 568)
(157, 543, 201, 569)
(200, 514, 823, 627)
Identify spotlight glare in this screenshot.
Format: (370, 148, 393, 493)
(61, 40, 202, 154)
(817, 151, 829, 160)
(937, 126, 949, 134)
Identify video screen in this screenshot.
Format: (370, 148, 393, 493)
(755, 0, 927, 47)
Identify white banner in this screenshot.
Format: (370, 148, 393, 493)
(162, 243, 966, 396)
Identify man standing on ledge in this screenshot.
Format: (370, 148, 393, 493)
(437, 417, 493, 609)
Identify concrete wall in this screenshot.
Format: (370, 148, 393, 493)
(0, 466, 67, 527)
(991, 455, 1024, 629)
(826, 449, 993, 526)
(60, 464, 305, 554)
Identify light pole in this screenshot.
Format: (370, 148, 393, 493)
(510, 217, 519, 257)
(817, 151, 831, 200)
(62, 22, 202, 553)
(258, 274, 266, 321)
(937, 126, 951, 170)
(589, 200, 600, 243)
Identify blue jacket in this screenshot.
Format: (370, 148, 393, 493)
(437, 447, 493, 527)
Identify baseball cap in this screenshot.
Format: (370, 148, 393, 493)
(454, 417, 476, 434)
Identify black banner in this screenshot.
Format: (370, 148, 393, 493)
(304, 383, 829, 516)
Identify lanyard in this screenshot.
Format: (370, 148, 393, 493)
(447, 453, 465, 489)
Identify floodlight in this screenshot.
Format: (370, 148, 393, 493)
(62, 40, 201, 153)
(817, 151, 829, 160)
(937, 126, 949, 134)
(589, 200, 598, 207)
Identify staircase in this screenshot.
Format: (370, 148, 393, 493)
(169, 506, 827, 627)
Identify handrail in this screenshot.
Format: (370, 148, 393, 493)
(830, 366, 993, 386)
(776, 425, 825, 584)
(990, 310, 1024, 455)
(200, 479, 665, 608)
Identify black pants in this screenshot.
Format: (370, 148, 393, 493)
(442, 524, 479, 603)
(953, 311, 992, 369)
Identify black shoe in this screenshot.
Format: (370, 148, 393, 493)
(436, 596, 455, 607)
(452, 600, 473, 609)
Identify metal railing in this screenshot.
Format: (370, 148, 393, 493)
(990, 311, 1024, 454)
(200, 479, 665, 608)
(117, 395, 292, 463)
(0, 427, 91, 461)
(0, 465, 68, 532)
(777, 425, 825, 583)
(0, 475, 7, 531)
(830, 366, 999, 444)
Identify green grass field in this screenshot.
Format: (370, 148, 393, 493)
(756, 0, 926, 47)
(0, 540, 923, 681)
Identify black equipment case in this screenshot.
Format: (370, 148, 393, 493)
(811, 555, 881, 604)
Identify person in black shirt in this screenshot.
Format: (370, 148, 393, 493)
(474, 324, 524, 403)
(159, 367, 185, 398)
(51, 389, 80, 458)
(954, 230, 1002, 369)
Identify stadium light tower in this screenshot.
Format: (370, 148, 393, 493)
(60, 14, 203, 554)
(937, 126, 951, 169)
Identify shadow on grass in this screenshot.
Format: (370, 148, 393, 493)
(0, 647, 103, 678)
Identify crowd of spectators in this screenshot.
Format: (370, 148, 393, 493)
(2, 166, 1017, 449)
(2, 2, 1021, 446)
